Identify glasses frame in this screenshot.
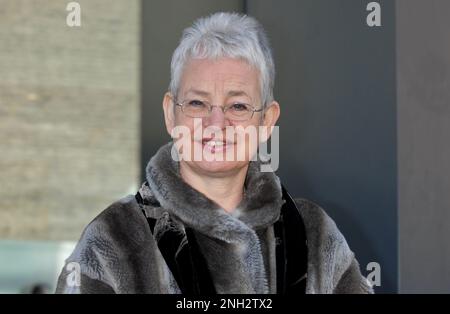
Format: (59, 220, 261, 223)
(174, 99, 264, 121)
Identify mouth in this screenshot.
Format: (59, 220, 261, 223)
(200, 138, 235, 153)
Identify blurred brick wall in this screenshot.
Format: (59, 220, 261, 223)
(0, 0, 140, 240)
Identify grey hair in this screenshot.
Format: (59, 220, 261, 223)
(169, 12, 275, 108)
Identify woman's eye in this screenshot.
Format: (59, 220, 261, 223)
(188, 100, 205, 107)
(230, 103, 249, 111)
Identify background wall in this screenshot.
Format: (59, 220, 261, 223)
(0, 0, 140, 293)
(0, 0, 140, 241)
(397, 0, 450, 293)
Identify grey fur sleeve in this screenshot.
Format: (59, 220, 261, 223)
(294, 197, 374, 294)
(55, 269, 115, 294)
(333, 258, 374, 294)
(54, 216, 118, 294)
(54, 195, 164, 294)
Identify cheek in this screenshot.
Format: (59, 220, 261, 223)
(174, 111, 187, 126)
(173, 114, 196, 135)
(233, 123, 261, 161)
(172, 117, 203, 160)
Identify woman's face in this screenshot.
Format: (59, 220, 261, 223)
(163, 57, 280, 177)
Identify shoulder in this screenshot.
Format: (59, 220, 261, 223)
(294, 197, 348, 249)
(293, 198, 363, 292)
(59, 195, 152, 287)
(77, 195, 150, 251)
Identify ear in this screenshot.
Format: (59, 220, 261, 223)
(162, 92, 176, 137)
(260, 100, 280, 141)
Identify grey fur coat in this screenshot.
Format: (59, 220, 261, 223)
(55, 142, 373, 294)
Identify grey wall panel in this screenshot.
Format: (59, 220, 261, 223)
(247, 0, 397, 293)
(397, 0, 450, 293)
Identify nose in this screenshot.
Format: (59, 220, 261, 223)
(204, 105, 230, 129)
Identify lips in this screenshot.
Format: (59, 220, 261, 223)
(201, 138, 234, 153)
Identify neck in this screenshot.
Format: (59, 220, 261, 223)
(179, 162, 248, 213)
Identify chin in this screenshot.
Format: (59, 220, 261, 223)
(188, 159, 249, 177)
(176, 139, 257, 176)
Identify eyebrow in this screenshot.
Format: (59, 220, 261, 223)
(227, 90, 249, 98)
(184, 89, 250, 98)
(185, 89, 210, 97)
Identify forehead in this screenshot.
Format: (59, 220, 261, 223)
(179, 57, 260, 96)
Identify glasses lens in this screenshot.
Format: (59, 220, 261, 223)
(225, 103, 253, 121)
(183, 100, 209, 118)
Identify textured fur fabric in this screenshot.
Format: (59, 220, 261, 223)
(55, 142, 373, 294)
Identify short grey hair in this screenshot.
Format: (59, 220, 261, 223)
(169, 12, 275, 108)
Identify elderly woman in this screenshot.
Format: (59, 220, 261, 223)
(56, 12, 372, 294)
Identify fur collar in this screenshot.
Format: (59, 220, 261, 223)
(143, 141, 284, 293)
(144, 141, 283, 237)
